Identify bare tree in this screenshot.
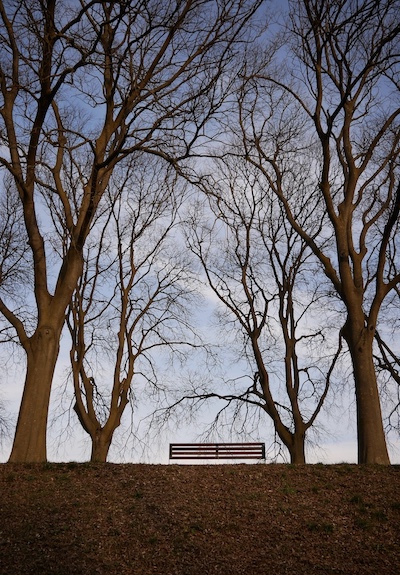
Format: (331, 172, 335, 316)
(0, 180, 31, 320)
(239, 0, 400, 463)
(0, 0, 262, 462)
(0, 182, 30, 445)
(184, 152, 341, 463)
(64, 157, 201, 462)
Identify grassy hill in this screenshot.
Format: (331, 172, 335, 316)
(0, 463, 399, 574)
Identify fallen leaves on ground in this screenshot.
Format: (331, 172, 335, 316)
(0, 463, 399, 574)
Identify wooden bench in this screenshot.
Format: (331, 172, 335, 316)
(169, 442, 266, 461)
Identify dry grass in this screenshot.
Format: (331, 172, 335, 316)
(0, 463, 399, 574)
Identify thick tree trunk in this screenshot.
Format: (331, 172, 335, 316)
(8, 325, 60, 463)
(289, 431, 306, 464)
(345, 324, 390, 464)
(90, 430, 112, 463)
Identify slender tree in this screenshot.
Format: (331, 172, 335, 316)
(184, 153, 340, 463)
(0, 0, 262, 462)
(240, 0, 400, 463)
(66, 158, 200, 462)
(0, 182, 30, 445)
(0, 180, 30, 310)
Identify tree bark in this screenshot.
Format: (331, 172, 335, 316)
(288, 429, 306, 464)
(90, 430, 112, 463)
(344, 322, 390, 465)
(8, 325, 60, 463)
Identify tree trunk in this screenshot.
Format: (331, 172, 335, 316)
(90, 430, 112, 463)
(8, 325, 60, 463)
(273, 414, 307, 464)
(289, 431, 306, 464)
(345, 324, 390, 465)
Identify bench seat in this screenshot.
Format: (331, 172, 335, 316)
(169, 442, 266, 460)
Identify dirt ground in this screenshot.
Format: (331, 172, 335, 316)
(0, 463, 399, 575)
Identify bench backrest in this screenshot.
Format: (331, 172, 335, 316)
(169, 442, 266, 460)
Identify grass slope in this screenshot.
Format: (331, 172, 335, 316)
(0, 463, 399, 574)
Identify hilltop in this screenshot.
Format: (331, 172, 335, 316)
(0, 463, 399, 574)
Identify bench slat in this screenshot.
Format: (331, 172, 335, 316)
(169, 442, 265, 460)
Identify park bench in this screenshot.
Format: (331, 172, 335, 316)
(169, 442, 266, 461)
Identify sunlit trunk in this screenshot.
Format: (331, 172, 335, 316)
(8, 325, 60, 463)
(345, 323, 390, 464)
